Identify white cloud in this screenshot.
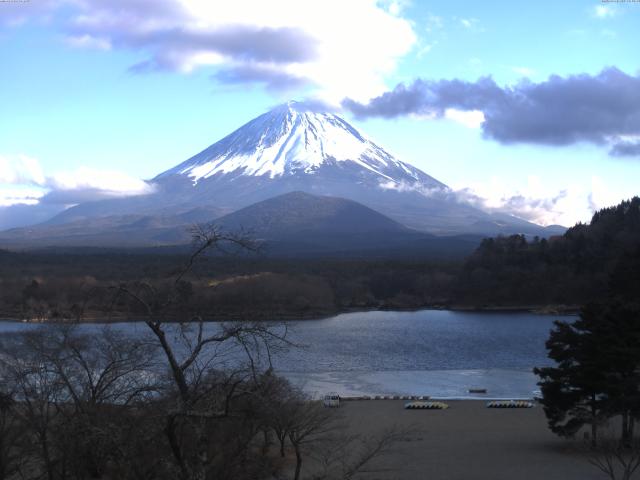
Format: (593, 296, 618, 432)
(53, 0, 417, 103)
(444, 108, 485, 129)
(587, 175, 624, 213)
(593, 5, 617, 18)
(0, 186, 45, 207)
(460, 18, 473, 28)
(378, 173, 630, 228)
(65, 34, 112, 50)
(458, 17, 484, 32)
(7, 1, 417, 103)
(0, 154, 154, 207)
(379, 0, 410, 16)
(388, 2, 400, 16)
(48, 167, 154, 197)
(424, 13, 444, 33)
(0, 154, 46, 185)
(416, 41, 436, 58)
(379, 179, 444, 197)
(511, 66, 535, 77)
(452, 175, 627, 227)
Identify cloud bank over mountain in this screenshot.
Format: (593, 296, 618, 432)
(343, 68, 640, 157)
(0, 154, 153, 207)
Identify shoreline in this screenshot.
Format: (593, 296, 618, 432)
(0, 304, 579, 324)
(283, 368, 542, 400)
(338, 395, 538, 401)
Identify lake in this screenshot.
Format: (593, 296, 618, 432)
(0, 309, 569, 399)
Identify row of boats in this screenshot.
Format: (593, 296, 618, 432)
(323, 393, 535, 409)
(405, 400, 535, 409)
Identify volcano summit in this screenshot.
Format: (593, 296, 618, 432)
(157, 100, 443, 188)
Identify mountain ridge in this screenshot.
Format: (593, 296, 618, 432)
(214, 190, 413, 238)
(0, 191, 483, 258)
(2, 101, 565, 240)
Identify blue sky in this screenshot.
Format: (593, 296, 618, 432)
(1, 0, 639, 228)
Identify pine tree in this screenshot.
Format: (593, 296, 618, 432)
(535, 300, 640, 446)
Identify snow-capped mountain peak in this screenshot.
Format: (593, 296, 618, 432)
(13, 102, 558, 239)
(156, 101, 444, 189)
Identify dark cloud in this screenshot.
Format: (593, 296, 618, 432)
(122, 25, 317, 73)
(65, 1, 318, 75)
(201, 26, 316, 64)
(213, 64, 308, 91)
(343, 68, 640, 156)
(4, 0, 319, 76)
(344, 77, 501, 118)
(610, 140, 640, 157)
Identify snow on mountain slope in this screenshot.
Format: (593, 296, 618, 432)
(156, 101, 443, 188)
(25, 100, 562, 239)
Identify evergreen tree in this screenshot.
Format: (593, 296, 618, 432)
(535, 300, 640, 446)
(534, 315, 609, 446)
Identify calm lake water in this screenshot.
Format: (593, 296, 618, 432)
(0, 310, 569, 399)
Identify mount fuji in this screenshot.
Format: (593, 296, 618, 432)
(0, 101, 563, 249)
(157, 100, 442, 188)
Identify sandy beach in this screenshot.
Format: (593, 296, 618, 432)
(337, 400, 602, 480)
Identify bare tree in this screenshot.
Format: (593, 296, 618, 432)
(311, 427, 413, 480)
(274, 390, 413, 480)
(0, 323, 163, 480)
(588, 433, 640, 480)
(1, 333, 67, 480)
(19, 325, 160, 414)
(286, 399, 341, 480)
(0, 225, 410, 480)
(48, 325, 158, 479)
(110, 225, 292, 480)
(256, 372, 298, 458)
(0, 391, 24, 480)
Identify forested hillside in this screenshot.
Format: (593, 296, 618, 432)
(456, 197, 640, 306)
(1, 198, 638, 321)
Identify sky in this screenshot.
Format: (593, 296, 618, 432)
(1, 0, 639, 229)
